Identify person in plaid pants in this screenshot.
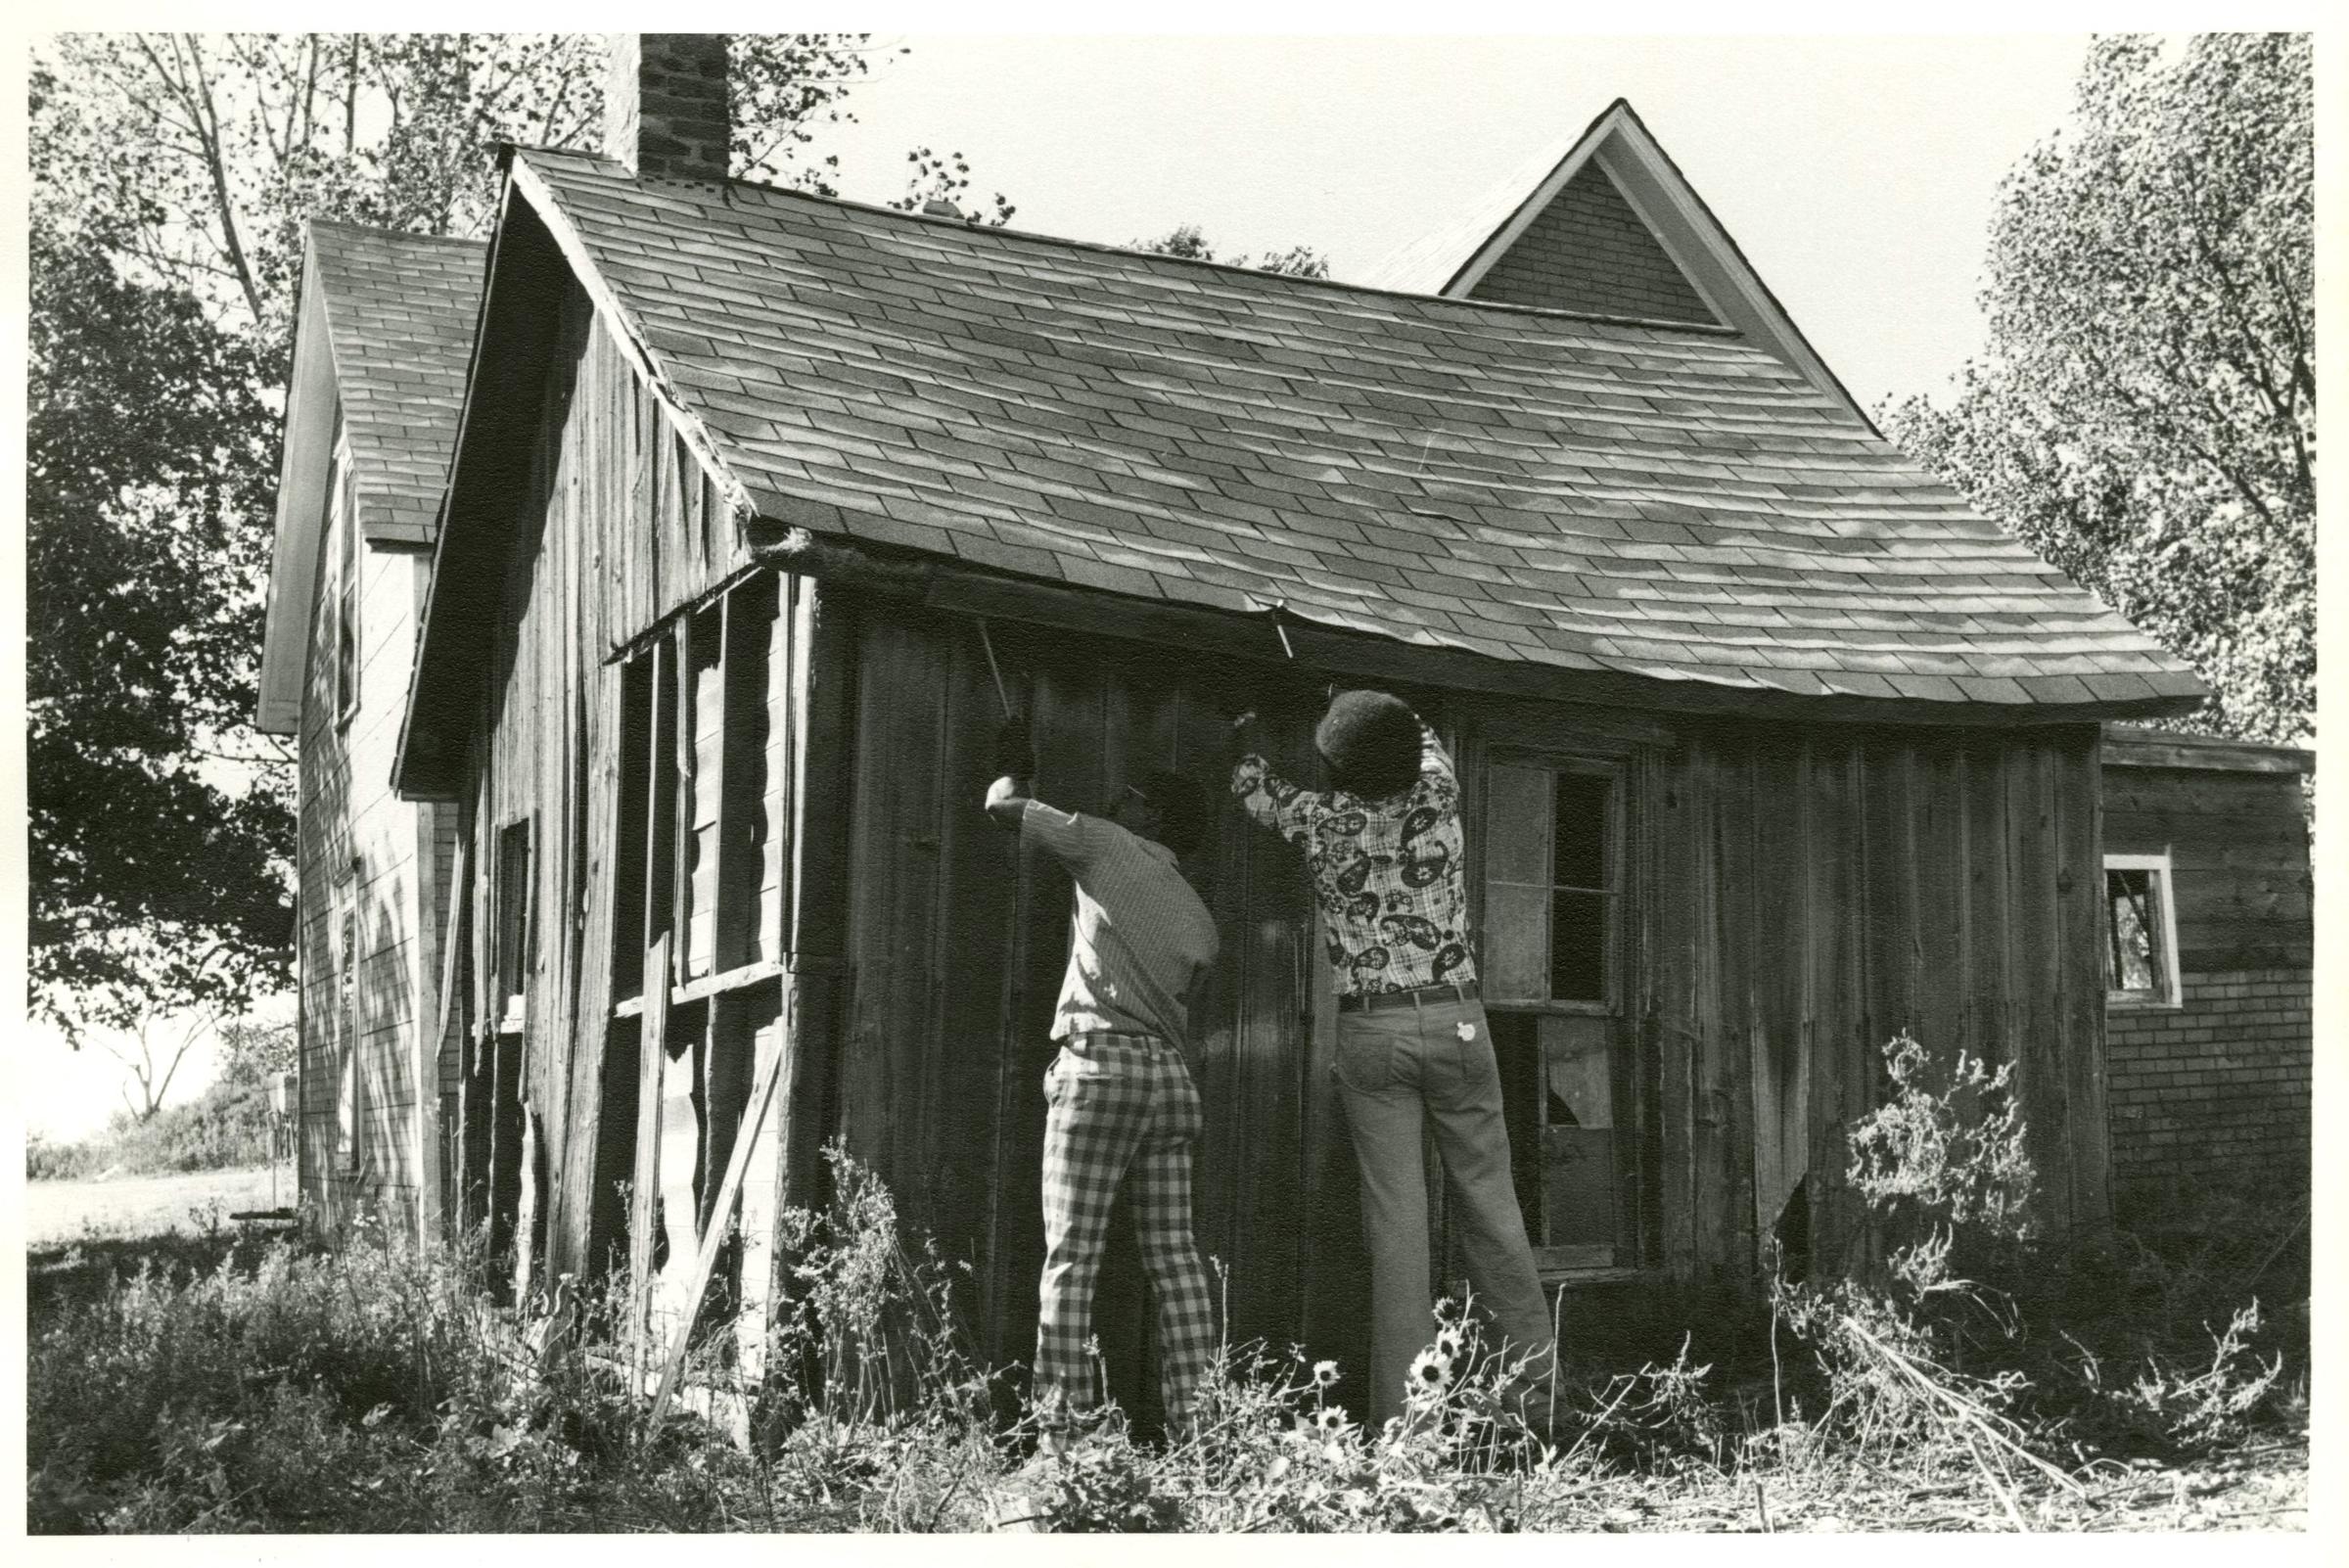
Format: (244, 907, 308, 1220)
(986, 715, 1221, 1442)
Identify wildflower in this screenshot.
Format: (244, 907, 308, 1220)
(1315, 1405, 1348, 1434)
(1313, 1360, 1340, 1389)
(1455, 1021, 1477, 1042)
(1434, 1326, 1466, 1362)
(1407, 1348, 1453, 1394)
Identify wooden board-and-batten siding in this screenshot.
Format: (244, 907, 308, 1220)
(437, 259, 840, 1373)
(431, 237, 2114, 1402)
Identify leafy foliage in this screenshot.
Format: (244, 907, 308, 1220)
(1881, 34, 2314, 744)
(890, 146, 1018, 227)
(25, 34, 996, 1033)
(1130, 222, 1333, 278)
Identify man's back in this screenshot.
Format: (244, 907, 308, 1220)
(1022, 803, 1219, 1045)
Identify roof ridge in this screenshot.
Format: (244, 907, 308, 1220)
(308, 215, 488, 248)
(510, 143, 1749, 342)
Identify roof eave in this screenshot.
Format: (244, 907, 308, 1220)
(254, 241, 336, 737)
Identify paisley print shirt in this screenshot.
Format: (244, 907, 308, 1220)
(1230, 723, 1475, 996)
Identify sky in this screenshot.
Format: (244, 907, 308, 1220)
(805, 33, 2099, 414)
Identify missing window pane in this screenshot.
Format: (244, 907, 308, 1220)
(1550, 888, 1607, 1003)
(1553, 770, 1611, 891)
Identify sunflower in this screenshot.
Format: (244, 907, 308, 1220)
(1314, 1406, 1348, 1434)
(1312, 1360, 1341, 1389)
(1407, 1348, 1454, 1393)
(1434, 1326, 1466, 1362)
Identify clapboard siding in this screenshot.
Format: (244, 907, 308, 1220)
(296, 411, 444, 1243)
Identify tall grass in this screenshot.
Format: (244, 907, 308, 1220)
(27, 1073, 2306, 1534)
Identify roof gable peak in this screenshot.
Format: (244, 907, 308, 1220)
(1366, 97, 1867, 424)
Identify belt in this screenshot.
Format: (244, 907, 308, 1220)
(1336, 981, 1479, 1015)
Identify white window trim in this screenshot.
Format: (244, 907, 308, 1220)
(2104, 851, 2183, 1010)
(332, 440, 360, 731)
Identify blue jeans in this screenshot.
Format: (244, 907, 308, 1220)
(1333, 992, 1557, 1426)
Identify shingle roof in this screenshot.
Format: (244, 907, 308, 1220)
(308, 221, 486, 543)
(1357, 129, 1580, 296)
(513, 147, 2204, 713)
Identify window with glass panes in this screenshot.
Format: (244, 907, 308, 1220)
(2103, 852, 2181, 1007)
(1481, 753, 1642, 1272)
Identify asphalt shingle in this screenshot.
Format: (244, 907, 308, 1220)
(511, 149, 2204, 711)
(307, 222, 486, 544)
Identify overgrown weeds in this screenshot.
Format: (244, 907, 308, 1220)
(27, 1077, 2306, 1533)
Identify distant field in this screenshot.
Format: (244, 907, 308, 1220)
(23, 1166, 288, 1246)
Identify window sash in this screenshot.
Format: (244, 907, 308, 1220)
(1483, 754, 1622, 1008)
(2102, 853, 2180, 1007)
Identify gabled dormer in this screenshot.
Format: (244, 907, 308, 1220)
(1361, 99, 1865, 423)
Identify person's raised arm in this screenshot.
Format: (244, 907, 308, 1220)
(987, 713, 1102, 870)
(1416, 718, 1459, 802)
(1227, 708, 1324, 846)
(984, 712, 1038, 832)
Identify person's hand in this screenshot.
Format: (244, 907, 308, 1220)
(992, 711, 1036, 778)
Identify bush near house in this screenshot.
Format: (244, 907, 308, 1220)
(28, 1022, 292, 1183)
(26, 1045, 2307, 1534)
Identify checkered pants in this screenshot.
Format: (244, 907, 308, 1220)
(1035, 1032, 1218, 1429)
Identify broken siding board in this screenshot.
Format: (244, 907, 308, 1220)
(628, 933, 673, 1368)
(716, 576, 776, 972)
(613, 656, 654, 1003)
(1749, 737, 1809, 1255)
(682, 607, 724, 980)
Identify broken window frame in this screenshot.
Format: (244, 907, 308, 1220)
(2103, 851, 2182, 1009)
(1479, 750, 1643, 1276)
(493, 816, 534, 1035)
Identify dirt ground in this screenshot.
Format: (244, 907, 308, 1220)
(22, 1165, 287, 1246)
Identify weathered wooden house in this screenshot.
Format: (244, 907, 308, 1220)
(2096, 725, 2312, 1224)
(258, 222, 484, 1240)
(271, 37, 2225, 1410)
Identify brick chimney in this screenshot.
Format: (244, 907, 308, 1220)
(604, 34, 730, 183)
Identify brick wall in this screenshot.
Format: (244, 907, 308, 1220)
(2100, 747, 2311, 1224)
(604, 33, 730, 183)
(1469, 161, 1717, 324)
(2106, 967, 2311, 1219)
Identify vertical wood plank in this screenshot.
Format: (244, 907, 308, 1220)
(1654, 744, 1698, 1287)
(778, 575, 853, 1215)
(927, 620, 1022, 1340)
(2004, 743, 2073, 1238)
(1750, 735, 1809, 1258)
(1803, 736, 1860, 1276)
(2054, 727, 2111, 1229)
(629, 933, 673, 1378)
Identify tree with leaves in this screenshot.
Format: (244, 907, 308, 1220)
(1131, 222, 1332, 278)
(1881, 33, 2314, 745)
(27, 34, 1006, 1037)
